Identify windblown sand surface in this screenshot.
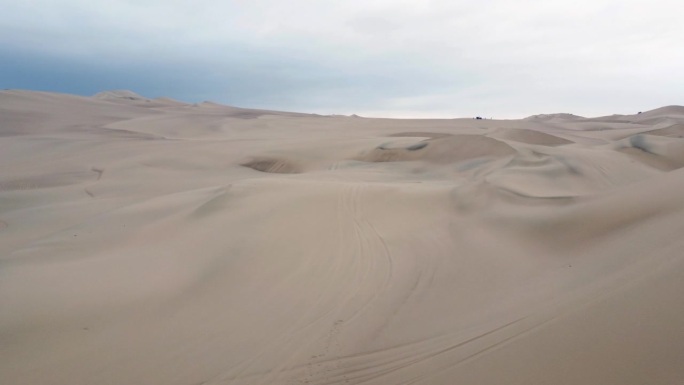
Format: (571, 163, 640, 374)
(1, 90, 684, 385)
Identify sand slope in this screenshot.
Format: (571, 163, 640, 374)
(1, 90, 683, 385)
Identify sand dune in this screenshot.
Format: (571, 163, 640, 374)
(94, 89, 149, 101)
(357, 135, 516, 163)
(1, 90, 683, 385)
(645, 123, 684, 138)
(488, 127, 574, 146)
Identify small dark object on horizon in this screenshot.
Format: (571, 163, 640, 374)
(475, 116, 483, 120)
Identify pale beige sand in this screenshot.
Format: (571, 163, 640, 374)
(1, 90, 684, 385)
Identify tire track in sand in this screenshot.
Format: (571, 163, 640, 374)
(261, 316, 529, 385)
(298, 183, 395, 385)
(339, 183, 394, 325)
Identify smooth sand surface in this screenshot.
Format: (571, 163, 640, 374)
(1, 90, 683, 385)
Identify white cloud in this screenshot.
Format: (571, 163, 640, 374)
(1, 0, 683, 117)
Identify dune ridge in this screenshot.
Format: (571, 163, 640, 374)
(1, 90, 683, 385)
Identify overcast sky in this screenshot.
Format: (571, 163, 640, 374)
(1, 0, 683, 118)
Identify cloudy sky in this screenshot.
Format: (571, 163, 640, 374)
(1, 0, 683, 118)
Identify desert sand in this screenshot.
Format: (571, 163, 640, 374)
(1, 89, 683, 385)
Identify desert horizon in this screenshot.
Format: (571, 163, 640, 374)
(1, 88, 683, 384)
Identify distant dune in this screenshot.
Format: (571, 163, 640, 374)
(1, 90, 684, 385)
(524, 112, 585, 120)
(93, 89, 149, 100)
